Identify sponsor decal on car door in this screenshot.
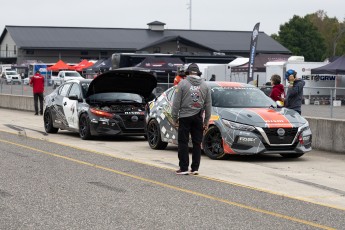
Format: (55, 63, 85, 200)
(62, 97, 78, 129)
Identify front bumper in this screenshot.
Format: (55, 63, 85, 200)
(221, 126, 312, 155)
(88, 113, 146, 136)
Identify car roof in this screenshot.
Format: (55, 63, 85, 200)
(64, 79, 92, 83)
(206, 81, 255, 88)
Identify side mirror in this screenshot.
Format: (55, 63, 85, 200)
(68, 94, 79, 101)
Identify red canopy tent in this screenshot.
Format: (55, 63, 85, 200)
(72, 59, 94, 72)
(47, 60, 74, 71)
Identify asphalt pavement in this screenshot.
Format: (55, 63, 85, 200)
(1, 129, 345, 229)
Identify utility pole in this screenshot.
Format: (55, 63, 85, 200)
(187, 0, 192, 30)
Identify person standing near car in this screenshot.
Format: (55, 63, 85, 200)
(171, 63, 212, 175)
(269, 74, 285, 107)
(173, 67, 187, 86)
(284, 69, 305, 115)
(29, 70, 45, 115)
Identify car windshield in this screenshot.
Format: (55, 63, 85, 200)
(65, 72, 81, 77)
(6, 71, 17, 75)
(88, 92, 144, 103)
(211, 86, 276, 108)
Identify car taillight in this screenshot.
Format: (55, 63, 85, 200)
(90, 108, 113, 118)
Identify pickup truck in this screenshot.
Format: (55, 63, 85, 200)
(52, 71, 84, 89)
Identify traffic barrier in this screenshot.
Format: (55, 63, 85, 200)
(0, 94, 344, 153)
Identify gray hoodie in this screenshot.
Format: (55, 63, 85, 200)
(285, 79, 305, 112)
(171, 75, 212, 125)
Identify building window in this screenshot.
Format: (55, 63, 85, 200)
(14, 45, 16, 55)
(180, 47, 188, 52)
(153, 47, 161, 53)
(81, 51, 88, 55)
(26, 50, 34, 55)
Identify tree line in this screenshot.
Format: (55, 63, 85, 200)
(271, 10, 345, 62)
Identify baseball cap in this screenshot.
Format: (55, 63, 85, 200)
(186, 63, 200, 74)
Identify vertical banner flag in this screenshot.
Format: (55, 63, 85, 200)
(247, 22, 260, 84)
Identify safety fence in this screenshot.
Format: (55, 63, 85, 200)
(1, 79, 344, 120)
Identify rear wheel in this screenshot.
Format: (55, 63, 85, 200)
(280, 153, 304, 158)
(79, 113, 92, 140)
(44, 109, 58, 133)
(147, 119, 168, 150)
(202, 126, 226, 160)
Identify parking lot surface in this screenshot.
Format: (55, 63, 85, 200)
(0, 107, 345, 211)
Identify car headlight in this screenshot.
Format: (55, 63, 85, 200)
(299, 121, 310, 133)
(222, 119, 255, 131)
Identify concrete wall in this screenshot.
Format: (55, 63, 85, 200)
(306, 117, 345, 153)
(0, 94, 344, 154)
(0, 94, 34, 111)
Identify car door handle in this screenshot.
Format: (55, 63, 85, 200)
(63, 102, 67, 106)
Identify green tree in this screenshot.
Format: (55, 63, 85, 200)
(274, 15, 326, 61)
(306, 10, 345, 57)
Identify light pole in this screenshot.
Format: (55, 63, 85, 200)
(187, 0, 192, 30)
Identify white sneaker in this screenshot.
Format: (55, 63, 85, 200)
(176, 170, 189, 175)
(190, 170, 199, 175)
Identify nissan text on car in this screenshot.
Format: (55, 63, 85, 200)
(145, 82, 312, 159)
(43, 68, 157, 139)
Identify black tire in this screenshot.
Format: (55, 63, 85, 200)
(202, 126, 227, 160)
(280, 153, 304, 158)
(147, 119, 168, 150)
(44, 109, 58, 133)
(79, 113, 92, 140)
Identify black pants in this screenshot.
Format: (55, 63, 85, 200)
(178, 113, 203, 172)
(34, 93, 44, 114)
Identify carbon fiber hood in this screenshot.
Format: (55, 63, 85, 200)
(86, 68, 157, 99)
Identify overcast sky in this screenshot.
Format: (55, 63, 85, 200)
(1, 0, 344, 35)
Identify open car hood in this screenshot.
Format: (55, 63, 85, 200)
(86, 68, 157, 99)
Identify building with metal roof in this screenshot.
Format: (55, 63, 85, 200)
(0, 21, 291, 65)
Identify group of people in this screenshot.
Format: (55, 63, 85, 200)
(268, 69, 305, 115)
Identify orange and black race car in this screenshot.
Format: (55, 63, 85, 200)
(145, 82, 312, 159)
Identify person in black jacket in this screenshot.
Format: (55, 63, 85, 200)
(284, 69, 305, 115)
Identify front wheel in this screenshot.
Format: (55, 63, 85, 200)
(280, 153, 304, 158)
(202, 126, 226, 160)
(44, 109, 58, 133)
(79, 113, 92, 140)
(147, 119, 168, 150)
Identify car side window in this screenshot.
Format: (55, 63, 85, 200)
(166, 87, 176, 101)
(68, 83, 81, 98)
(59, 83, 72, 97)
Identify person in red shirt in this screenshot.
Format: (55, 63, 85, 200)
(29, 70, 45, 115)
(269, 74, 285, 107)
(173, 68, 187, 86)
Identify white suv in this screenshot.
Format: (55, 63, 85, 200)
(1, 71, 21, 84)
(52, 71, 84, 89)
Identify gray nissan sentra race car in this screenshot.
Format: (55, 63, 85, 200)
(43, 68, 157, 140)
(145, 81, 312, 159)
